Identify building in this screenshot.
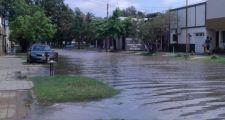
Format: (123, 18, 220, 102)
(170, 0, 225, 53)
(206, 0, 225, 51)
(170, 2, 207, 53)
(0, 6, 9, 55)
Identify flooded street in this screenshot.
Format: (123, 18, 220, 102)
(31, 50, 225, 120)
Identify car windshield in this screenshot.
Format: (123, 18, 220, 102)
(32, 45, 51, 51)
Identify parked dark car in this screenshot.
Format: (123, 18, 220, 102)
(27, 44, 58, 63)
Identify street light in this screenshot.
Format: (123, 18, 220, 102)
(185, 0, 189, 53)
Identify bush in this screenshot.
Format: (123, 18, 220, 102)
(211, 55, 218, 60)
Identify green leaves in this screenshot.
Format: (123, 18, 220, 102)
(10, 1, 56, 44)
(138, 12, 173, 52)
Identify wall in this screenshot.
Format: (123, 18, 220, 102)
(173, 3, 206, 29)
(196, 4, 206, 26)
(0, 16, 3, 55)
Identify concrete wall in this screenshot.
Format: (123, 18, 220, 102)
(172, 4, 206, 29)
(196, 5, 206, 26)
(187, 7, 195, 27)
(207, 0, 225, 20)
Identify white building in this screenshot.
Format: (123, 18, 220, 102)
(170, 2, 207, 53)
(170, 0, 225, 53)
(206, 0, 225, 51)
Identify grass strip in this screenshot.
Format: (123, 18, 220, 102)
(32, 75, 118, 103)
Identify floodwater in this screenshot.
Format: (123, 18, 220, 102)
(30, 50, 225, 120)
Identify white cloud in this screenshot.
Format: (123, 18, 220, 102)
(65, 0, 206, 17)
(65, 0, 141, 17)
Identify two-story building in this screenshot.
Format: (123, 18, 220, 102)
(170, 2, 207, 53)
(170, 0, 225, 53)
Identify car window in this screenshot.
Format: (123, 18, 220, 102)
(32, 45, 51, 51)
(44, 46, 51, 51)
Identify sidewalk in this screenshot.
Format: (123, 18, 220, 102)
(0, 55, 45, 120)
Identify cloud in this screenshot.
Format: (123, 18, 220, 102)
(64, 0, 206, 17)
(65, 0, 141, 17)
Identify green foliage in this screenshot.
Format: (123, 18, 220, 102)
(10, 9, 56, 43)
(211, 55, 218, 60)
(138, 12, 172, 52)
(3, 0, 142, 49)
(32, 75, 118, 103)
(174, 53, 190, 60)
(38, 0, 77, 45)
(4, 0, 56, 51)
(121, 17, 133, 37)
(120, 6, 145, 18)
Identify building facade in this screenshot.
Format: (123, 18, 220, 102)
(170, 2, 207, 53)
(0, 9, 9, 55)
(170, 0, 225, 53)
(206, 0, 225, 51)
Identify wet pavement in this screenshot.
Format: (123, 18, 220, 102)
(31, 50, 225, 120)
(0, 55, 48, 120)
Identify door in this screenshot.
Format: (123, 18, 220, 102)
(195, 33, 205, 53)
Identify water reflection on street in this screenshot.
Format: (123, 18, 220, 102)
(31, 50, 225, 120)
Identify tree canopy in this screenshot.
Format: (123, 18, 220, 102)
(6, 0, 56, 51)
(1, 0, 173, 52)
(138, 12, 172, 52)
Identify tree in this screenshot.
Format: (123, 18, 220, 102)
(121, 6, 145, 18)
(38, 0, 75, 46)
(10, 9, 56, 51)
(138, 12, 172, 52)
(121, 17, 133, 50)
(104, 8, 123, 51)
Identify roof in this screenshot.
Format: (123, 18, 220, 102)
(169, 2, 206, 11)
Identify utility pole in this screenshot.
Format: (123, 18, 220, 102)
(107, 3, 109, 19)
(185, 0, 189, 53)
(106, 3, 109, 52)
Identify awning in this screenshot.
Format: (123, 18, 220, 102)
(206, 17, 225, 30)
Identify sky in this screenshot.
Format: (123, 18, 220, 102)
(64, 0, 206, 17)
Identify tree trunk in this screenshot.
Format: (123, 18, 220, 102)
(122, 36, 126, 50)
(19, 39, 30, 52)
(113, 38, 117, 51)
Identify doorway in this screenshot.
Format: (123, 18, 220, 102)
(195, 32, 205, 53)
(216, 31, 219, 48)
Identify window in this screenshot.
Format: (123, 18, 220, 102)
(173, 34, 178, 42)
(195, 32, 205, 36)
